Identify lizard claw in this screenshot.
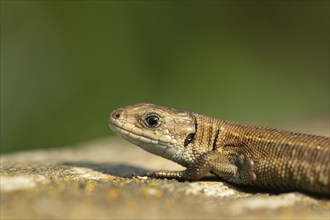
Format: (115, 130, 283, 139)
(136, 175, 148, 180)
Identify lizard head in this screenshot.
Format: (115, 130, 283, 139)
(108, 103, 199, 166)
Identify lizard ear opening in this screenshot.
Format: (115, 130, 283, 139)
(184, 133, 195, 147)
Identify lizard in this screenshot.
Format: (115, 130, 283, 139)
(108, 103, 330, 195)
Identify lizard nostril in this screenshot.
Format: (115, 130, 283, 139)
(112, 109, 123, 119)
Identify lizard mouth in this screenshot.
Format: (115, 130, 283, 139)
(108, 114, 178, 158)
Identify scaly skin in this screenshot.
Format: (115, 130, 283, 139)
(108, 103, 330, 195)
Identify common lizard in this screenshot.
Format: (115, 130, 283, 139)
(108, 103, 330, 195)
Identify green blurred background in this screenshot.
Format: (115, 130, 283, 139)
(1, 1, 329, 153)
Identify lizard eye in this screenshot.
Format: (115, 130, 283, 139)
(184, 133, 195, 147)
(145, 115, 160, 127)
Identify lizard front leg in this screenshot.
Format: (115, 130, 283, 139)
(211, 145, 257, 185)
(147, 151, 239, 181)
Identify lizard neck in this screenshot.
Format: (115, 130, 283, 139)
(191, 114, 224, 155)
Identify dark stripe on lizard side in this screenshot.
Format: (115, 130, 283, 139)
(191, 114, 201, 147)
(212, 129, 220, 150)
(193, 114, 198, 135)
(208, 124, 214, 149)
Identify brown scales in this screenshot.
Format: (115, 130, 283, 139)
(109, 103, 330, 195)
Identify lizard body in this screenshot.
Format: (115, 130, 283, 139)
(108, 103, 330, 195)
